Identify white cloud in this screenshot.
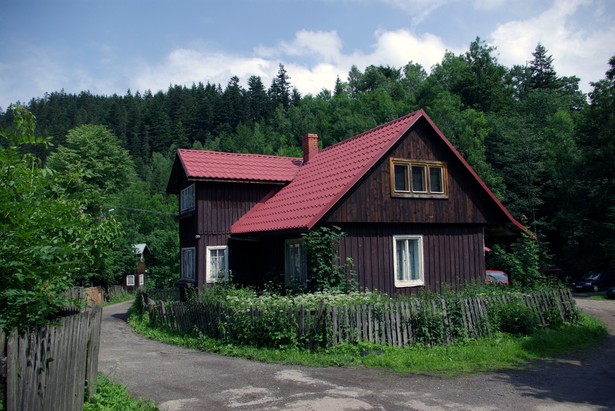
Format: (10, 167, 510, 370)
(133, 29, 451, 97)
(489, 0, 614, 90)
(367, 29, 452, 69)
(284, 63, 342, 95)
(133, 49, 276, 92)
(277, 30, 344, 63)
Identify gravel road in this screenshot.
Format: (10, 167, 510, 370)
(98, 298, 615, 411)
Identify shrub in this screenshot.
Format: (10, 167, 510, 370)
(411, 306, 447, 346)
(302, 226, 357, 292)
(487, 229, 548, 290)
(195, 284, 387, 349)
(490, 301, 539, 335)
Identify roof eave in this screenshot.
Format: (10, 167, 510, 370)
(231, 226, 309, 236)
(166, 152, 188, 194)
(185, 177, 291, 185)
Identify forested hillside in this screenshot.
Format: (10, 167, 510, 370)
(2, 38, 614, 286)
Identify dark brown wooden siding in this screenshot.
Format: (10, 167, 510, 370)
(336, 223, 485, 296)
(325, 120, 505, 225)
(197, 182, 278, 237)
(178, 180, 279, 288)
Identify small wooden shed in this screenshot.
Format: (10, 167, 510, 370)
(125, 243, 150, 291)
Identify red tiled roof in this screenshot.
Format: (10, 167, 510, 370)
(177, 149, 302, 182)
(231, 109, 525, 234)
(231, 111, 423, 234)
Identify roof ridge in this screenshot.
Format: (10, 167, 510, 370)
(320, 110, 420, 153)
(178, 148, 300, 160)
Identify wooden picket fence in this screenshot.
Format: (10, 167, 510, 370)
(141, 288, 576, 348)
(0, 307, 102, 411)
(327, 289, 576, 346)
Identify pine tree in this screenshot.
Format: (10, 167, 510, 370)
(218, 76, 246, 133)
(529, 43, 558, 89)
(269, 64, 292, 109)
(247, 75, 269, 122)
(463, 37, 509, 112)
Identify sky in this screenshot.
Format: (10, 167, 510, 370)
(1, 0, 614, 110)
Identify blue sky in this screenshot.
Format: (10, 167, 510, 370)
(1, 0, 613, 109)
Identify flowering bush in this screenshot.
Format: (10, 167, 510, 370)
(222, 289, 389, 311)
(194, 285, 389, 348)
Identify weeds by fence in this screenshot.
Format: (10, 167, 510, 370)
(146, 288, 181, 302)
(0, 307, 102, 411)
(140, 288, 577, 349)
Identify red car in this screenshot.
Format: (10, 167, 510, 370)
(486, 270, 509, 285)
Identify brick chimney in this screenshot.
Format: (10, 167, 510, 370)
(302, 133, 318, 164)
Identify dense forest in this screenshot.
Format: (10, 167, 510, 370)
(2, 38, 614, 292)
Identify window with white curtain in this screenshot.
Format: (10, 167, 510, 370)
(393, 235, 424, 287)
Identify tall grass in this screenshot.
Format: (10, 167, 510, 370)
(84, 374, 158, 411)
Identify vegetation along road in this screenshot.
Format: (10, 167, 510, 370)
(98, 299, 615, 411)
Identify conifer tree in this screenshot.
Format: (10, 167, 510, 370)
(247, 75, 269, 122)
(269, 64, 292, 108)
(529, 43, 558, 89)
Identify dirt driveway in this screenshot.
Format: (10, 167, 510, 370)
(98, 298, 615, 411)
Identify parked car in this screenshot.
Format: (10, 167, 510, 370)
(607, 286, 615, 300)
(572, 270, 615, 292)
(486, 270, 509, 285)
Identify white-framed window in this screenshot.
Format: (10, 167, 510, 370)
(206, 246, 228, 283)
(181, 247, 196, 281)
(285, 239, 307, 286)
(391, 158, 447, 198)
(393, 235, 424, 288)
(126, 275, 135, 286)
(180, 184, 196, 213)
(138, 274, 144, 286)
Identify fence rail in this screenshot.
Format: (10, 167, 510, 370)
(0, 307, 102, 411)
(141, 289, 576, 348)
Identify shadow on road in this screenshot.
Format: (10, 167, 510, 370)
(490, 335, 615, 409)
(111, 311, 129, 321)
(488, 297, 615, 410)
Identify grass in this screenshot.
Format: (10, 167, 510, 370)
(128, 306, 607, 377)
(587, 293, 609, 301)
(103, 293, 137, 306)
(84, 374, 158, 411)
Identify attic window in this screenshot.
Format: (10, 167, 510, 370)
(391, 159, 447, 198)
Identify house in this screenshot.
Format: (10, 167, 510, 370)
(166, 110, 523, 296)
(125, 243, 150, 291)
